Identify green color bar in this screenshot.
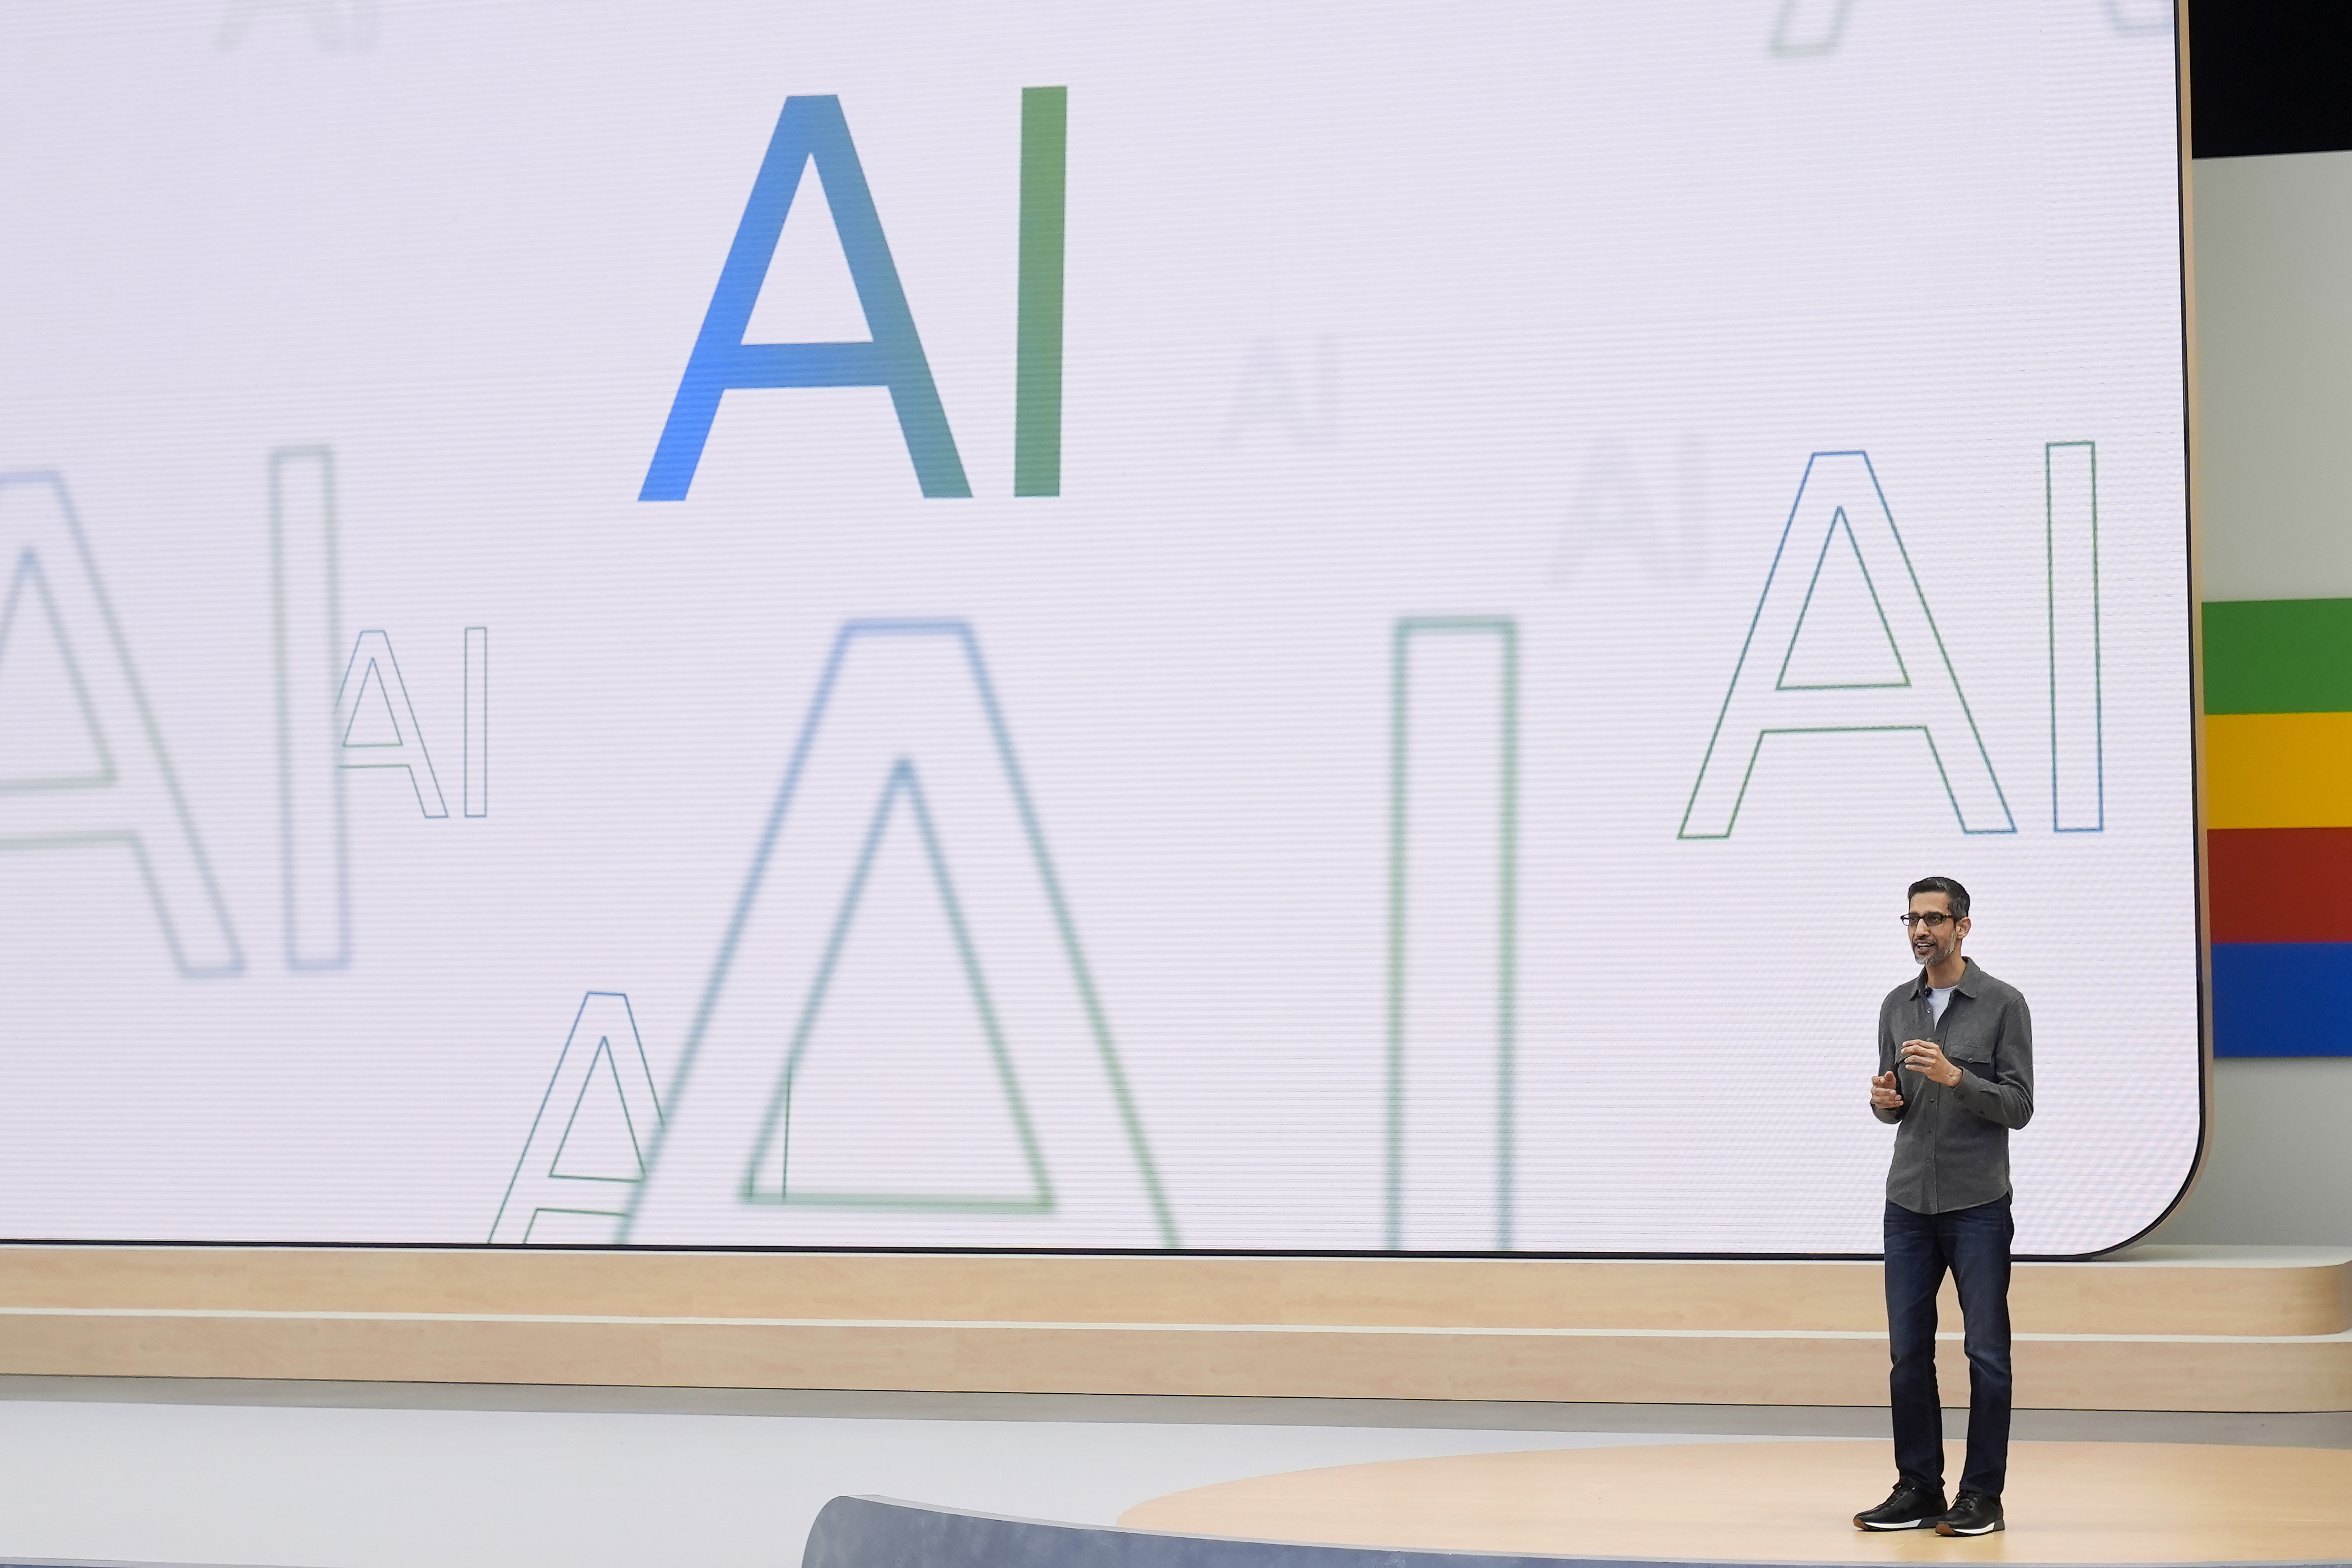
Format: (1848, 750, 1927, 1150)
(1014, 87, 1066, 497)
(2204, 598, 2352, 714)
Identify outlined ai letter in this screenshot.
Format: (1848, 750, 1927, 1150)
(1679, 451, 2013, 838)
(621, 620, 1174, 1249)
(0, 475, 243, 975)
(490, 992, 665, 1244)
(640, 95, 969, 501)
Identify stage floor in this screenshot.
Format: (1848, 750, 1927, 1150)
(1119, 1440, 2352, 1564)
(3, 1380, 2347, 1568)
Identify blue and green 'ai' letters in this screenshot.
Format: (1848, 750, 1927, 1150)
(640, 96, 970, 501)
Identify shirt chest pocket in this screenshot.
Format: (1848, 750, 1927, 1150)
(1944, 1010, 1995, 1070)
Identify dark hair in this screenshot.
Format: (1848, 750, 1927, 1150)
(1908, 875, 1970, 920)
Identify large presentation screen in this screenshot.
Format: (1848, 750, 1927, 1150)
(1, 2, 2194, 1255)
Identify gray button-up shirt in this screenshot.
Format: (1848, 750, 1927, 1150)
(1874, 957, 2035, 1214)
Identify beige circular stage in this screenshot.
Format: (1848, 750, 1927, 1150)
(1117, 1440, 2352, 1563)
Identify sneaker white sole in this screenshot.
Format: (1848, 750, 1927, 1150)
(1854, 1518, 1937, 1531)
(1936, 1520, 2005, 1536)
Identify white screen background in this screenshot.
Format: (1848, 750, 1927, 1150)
(0, 1, 2194, 1254)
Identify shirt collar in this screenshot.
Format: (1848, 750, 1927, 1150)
(1910, 956, 1981, 999)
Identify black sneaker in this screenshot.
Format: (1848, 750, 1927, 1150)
(1934, 1491, 2005, 1536)
(1852, 1481, 1947, 1530)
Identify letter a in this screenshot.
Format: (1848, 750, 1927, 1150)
(490, 992, 665, 1244)
(640, 96, 970, 501)
(337, 629, 448, 817)
(0, 475, 243, 975)
(1679, 451, 2013, 838)
(621, 621, 1176, 1250)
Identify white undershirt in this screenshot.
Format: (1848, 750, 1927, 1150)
(1929, 985, 1956, 1025)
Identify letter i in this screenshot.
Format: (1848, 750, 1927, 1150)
(1015, 87, 1066, 496)
(465, 627, 489, 817)
(274, 446, 350, 970)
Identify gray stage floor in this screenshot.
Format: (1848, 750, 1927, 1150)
(4, 1374, 2346, 1446)
(2, 1378, 2347, 1568)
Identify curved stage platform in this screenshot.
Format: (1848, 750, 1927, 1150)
(807, 1442, 2352, 1568)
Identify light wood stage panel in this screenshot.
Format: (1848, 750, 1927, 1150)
(0, 1246, 2344, 1411)
(1118, 1441, 2352, 1563)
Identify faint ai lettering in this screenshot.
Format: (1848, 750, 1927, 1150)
(1769, 0, 1852, 57)
(1221, 337, 1340, 450)
(218, 0, 381, 52)
(2101, 0, 2171, 37)
(1550, 435, 1708, 586)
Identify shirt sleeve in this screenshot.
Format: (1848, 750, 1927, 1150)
(1949, 993, 2035, 1129)
(1871, 1002, 1906, 1124)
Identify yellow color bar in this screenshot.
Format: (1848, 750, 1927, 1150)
(2206, 711, 2352, 828)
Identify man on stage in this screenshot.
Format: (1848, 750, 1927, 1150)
(1852, 876, 2035, 1538)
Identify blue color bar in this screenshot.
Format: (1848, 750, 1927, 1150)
(2211, 941, 2352, 1056)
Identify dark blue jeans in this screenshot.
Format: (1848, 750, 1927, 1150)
(1884, 1195, 2013, 1499)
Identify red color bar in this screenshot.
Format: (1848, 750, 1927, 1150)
(2208, 826, 2352, 943)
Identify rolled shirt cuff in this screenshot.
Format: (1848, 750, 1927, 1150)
(1947, 1065, 1998, 1116)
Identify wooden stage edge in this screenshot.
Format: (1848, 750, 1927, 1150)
(0, 1245, 2345, 1412)
(1116, 1441, 2352, 1564)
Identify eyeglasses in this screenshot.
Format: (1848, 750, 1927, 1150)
(1898, 912, 1958, 928)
